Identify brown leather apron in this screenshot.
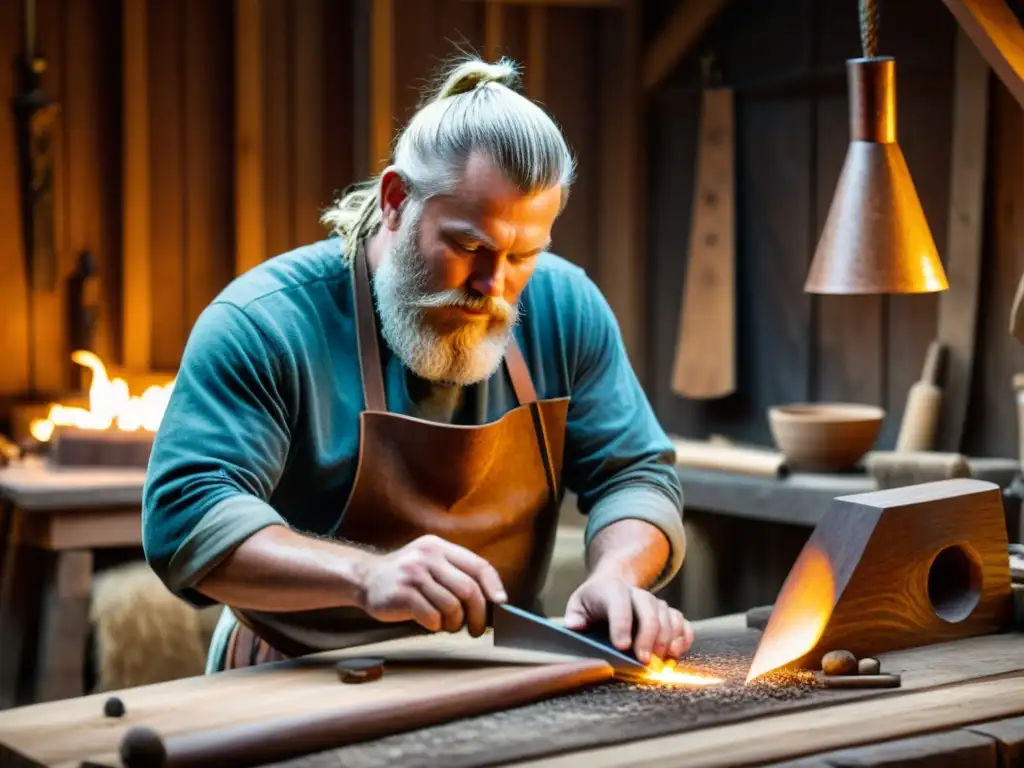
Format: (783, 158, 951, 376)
(223, 243, 570, 669)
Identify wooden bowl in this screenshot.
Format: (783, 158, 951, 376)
(768, 403, 885, 472)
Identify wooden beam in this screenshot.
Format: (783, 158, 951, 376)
(293, 0, 327, 246)
(370, 0, 394, 173)
(935, 27, 990, 452)
(942, 0, 1024, 110)
(462, 0, 619, 6)
(234, 0, 265, 277)
(526, 7, 547, 102)
(120, 0, 150, 370)
(0, 0, 31, 395)
(484, 1, 505, 63)
(642, 0, 730, 93)
(598, 0, 645, 376)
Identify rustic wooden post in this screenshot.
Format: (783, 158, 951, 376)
(234, 0, 265, 278)
(484, 1, 505, 63)
(597, 0, 644, 377)
(122, 0, 151, 370)
(370, 0, 394, 174)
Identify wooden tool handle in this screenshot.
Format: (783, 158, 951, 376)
(120, 661, 612, 768)
(673, 438, 786, 478)
(920, 341, 946, 386)
(1012, 270, 1024, 344)
(894, 383, 942, 453)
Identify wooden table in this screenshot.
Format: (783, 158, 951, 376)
(675, 459, 1024, 618)
(676, 456, 1022, 529)
(0, 458, 146, 708)
(0, 613, 1022, 767)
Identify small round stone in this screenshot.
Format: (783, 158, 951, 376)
(821, 650, 857, 676)
(120, 726, 166, 768)
(335, 657, 385, 684)
(103, 695, 126, 718)
(858, 657, 881, 675)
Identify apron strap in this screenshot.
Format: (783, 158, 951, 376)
(351, 239, 538, 410)
(503, 337, 538, 405)
(353, 241, 388, 412)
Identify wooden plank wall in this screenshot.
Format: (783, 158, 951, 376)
(0, 0, 122, 401)
(648, 0, 1024, 459)
(0, 0, 611, 433)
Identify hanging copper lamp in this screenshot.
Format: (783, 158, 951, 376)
(804, 0, 949, 294)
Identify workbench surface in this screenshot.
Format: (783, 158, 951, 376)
(0, 614, 1022, 767)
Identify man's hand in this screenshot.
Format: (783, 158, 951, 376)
(355, 535, 507, 637)
(563, 576, 693, 664)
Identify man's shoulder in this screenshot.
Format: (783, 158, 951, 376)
(525, 251, 608, 320)
(526, 251, 599, 305)
(530, 251, 589, 282)
(215, 238, 350, 311)
(187, 238, 353, 362)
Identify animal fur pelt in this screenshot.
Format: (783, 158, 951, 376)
(89, 561, 221, 692)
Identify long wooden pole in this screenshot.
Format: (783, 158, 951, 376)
(122, 0, 151, 369)
(370, 0, 394, 173)
(234, 0, 265, 277)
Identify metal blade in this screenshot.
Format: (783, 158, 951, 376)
(492, 604, 646, 675)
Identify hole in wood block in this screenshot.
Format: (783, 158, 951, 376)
(927, 544, 982, 623)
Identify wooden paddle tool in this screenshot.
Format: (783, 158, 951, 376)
(671, 54, 735, 400)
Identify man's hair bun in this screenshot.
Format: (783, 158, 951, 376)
(432, 57, 520, 102)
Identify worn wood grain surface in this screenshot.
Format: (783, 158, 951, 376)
(1, 615, 1022, 768)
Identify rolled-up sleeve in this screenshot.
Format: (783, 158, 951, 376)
(561, 274, 684, 591)
(142, 301, 294, 607)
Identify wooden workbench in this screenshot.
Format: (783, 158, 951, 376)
(0, 614, 1021, 767)
(0, 459, 146, 709)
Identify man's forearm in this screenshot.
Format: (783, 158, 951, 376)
(194, 524, 372, 612)
(584, 518, 672, 589)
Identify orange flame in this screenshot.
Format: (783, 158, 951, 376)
(29, 351, 175, 442)
(643, 657, 723, 687)
(745, 545, 835, 683)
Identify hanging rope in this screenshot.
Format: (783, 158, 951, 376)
(859, 0, 879, 58)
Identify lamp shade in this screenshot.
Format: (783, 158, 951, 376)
(805, 57, 949, 294)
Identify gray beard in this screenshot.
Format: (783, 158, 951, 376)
(370, 211, 520, 386)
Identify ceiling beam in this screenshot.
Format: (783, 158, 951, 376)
(642, 0, 731, 93)
(460, 0, 619, 6)
(942, 0, 1024, 109)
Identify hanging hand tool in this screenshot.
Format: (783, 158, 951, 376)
(13, 0, 60, 293)
(671, 53, 736, 400)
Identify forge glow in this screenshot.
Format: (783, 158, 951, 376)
(642, 658, 724, 687)
(29, 350, 175, 442)
(745, 544, 836, 683)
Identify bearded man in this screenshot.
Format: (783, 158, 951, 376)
(142, 56, 692, 674)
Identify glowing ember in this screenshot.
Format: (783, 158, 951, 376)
(29, 350, 175, 442)
(642, 657, 724, 687)
(745, 544, 835, 683)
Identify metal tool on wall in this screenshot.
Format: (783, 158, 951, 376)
(671, 54, 735, 400)
(14, 0, 60, 293)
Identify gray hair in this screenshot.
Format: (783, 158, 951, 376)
(321, 55, 576, 259)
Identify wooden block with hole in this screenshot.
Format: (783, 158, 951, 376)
(748, 479, 1013, 679)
